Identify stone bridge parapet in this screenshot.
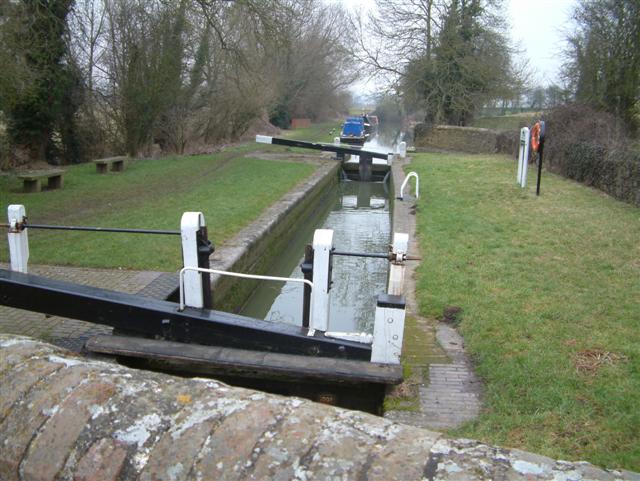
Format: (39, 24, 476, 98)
(1, 335, 638, 481)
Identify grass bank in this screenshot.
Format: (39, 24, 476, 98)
(410, 152, 639, 470)
(1, 146, 314, 270)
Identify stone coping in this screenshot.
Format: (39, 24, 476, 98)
(1, 335, 637, 481)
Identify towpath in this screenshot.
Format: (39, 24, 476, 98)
(384, 156, 483, 431)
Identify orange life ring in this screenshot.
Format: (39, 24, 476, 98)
(530, 121, 545, 152)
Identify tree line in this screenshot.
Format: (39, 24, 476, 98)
(359, 0, 638, 135)
(1, 0, 637, 169)
(0, 0, 354, 166)
(564, 0, 639, 134)
(357, 0, 523, 126)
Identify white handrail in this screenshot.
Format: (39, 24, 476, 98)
(400, 172, 419, 200)
(178, 267, 313, 311)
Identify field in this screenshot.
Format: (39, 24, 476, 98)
(0, 144, 315, 271)
(409, 152, 639, 470)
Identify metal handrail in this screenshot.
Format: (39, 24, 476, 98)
(400, 172, 419, 200)
(1, 221, 180, 236)
(178, 267, 313, 311)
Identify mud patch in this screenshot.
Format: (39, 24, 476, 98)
(574, 348, 627, 376)
(440, 306, 463, 326)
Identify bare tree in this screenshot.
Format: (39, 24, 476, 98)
(350, 0, 445, 90)
(2, 0, 360, 163)
(69, 0, 106, 107)
(356, 0, 521, 125)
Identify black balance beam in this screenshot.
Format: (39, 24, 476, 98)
(258, 136, 392, 161)
(0, 269, 371, 361)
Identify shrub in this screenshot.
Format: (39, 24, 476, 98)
(544, 104, 639, 206)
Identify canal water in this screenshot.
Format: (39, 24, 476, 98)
(240, 180, 391, 334)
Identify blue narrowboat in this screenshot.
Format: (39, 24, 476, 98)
(340, 116, 370, 145)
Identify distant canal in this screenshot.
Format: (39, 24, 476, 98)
(240, 180, 391, 333)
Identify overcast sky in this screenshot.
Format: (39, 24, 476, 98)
(340, 0, 579, 90)
(508, 0, 578, 85)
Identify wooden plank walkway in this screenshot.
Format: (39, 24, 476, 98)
(86, 335, 403, 385)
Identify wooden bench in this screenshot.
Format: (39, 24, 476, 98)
(93, 156, 127, 174)
(17, 170, 65, 193)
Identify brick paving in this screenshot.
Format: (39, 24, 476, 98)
(0, 263, 164, 352)
(384, 324, 482, 430)
(418, 325, 481, 429)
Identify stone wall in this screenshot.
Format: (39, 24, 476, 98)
(414, 124, 519, 156)
(2, 335, 638, 481)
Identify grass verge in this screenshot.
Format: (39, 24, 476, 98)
(410, 152, 639, 471)
(281, 121, 341, 143)
(1, 147, 315, 271)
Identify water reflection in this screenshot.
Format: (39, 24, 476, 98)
(240, 181, 390, 333)
(364, 128, 403, 154)
(349, 127, 403, 166)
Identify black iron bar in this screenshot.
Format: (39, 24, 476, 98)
(332, 250, 421, 261)
(1, 222, 181, 235)
(301, 245, 314, 328)
(197, 226, 214, 309)
(536, 142, 544, 196)
(535, 120, 546, 197)
(332, 250, 389, 259)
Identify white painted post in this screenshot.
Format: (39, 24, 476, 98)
(180, 212, 207, 308)
(517, 127, 530, 188)
(371, 299, 405, 364)
(520, 139, 529, 188)
(388, 233, 408, 296)
(334, 136, 340, 146)
(7, 205, 29, 273)
(371, 232, 408, 364)
(397, 141, 407, 159)
(310, 229, 333, 332)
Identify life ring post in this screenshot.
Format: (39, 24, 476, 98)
(532, 121, 546, 196)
